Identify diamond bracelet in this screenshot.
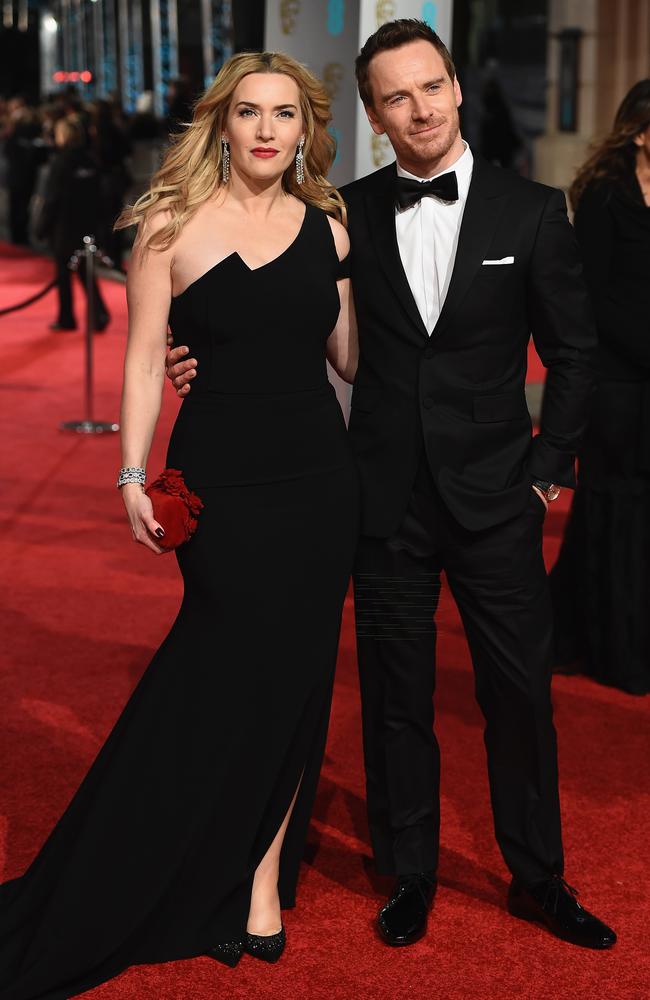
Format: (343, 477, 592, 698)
(116, 466, 146, 489)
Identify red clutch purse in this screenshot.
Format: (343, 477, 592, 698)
(145, 468, 204, 552)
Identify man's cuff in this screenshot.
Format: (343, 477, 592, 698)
(527, 435, 577, 488)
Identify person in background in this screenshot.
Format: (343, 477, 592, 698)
(550, 80, 650, 695)
(129, 91, 162, 140)
(88, 99, 132, 270)
(3, 96, 42, 245)
(166, 76, 194, 134)
(36, 115, 110, 332)
(479, 76, 522, 170)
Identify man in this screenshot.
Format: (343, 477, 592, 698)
(166, 19, 615, 950)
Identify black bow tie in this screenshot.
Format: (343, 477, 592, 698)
(396, 171, 459, 209)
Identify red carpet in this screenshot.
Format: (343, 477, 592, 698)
(526, 339, 546, 383)
(1, 244, 649, 999)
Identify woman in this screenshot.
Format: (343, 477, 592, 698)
(35, 116, 111, 332)
(0, 51, 359, 999)
(550, 80, 650, 694)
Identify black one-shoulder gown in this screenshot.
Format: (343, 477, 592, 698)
(0, 204, 359, 999)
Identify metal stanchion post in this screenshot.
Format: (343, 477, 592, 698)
(61, 235, 120, 435)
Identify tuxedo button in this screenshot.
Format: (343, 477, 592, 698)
(423, 347, 434, 359)
(422, 395, 434, 409)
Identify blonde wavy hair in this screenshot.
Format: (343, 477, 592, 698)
(116, 51, 346, 250)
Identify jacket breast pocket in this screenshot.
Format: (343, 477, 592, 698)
(472, 392, 528, 423)
(475, 262, 517, 282)
(351, 385, 380, 413)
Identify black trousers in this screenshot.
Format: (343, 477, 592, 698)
(353, 454, 564, 887)
(8, 184, 32, 245)
(55, 253, 108, 327)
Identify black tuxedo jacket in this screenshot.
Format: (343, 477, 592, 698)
(340, 156, 596, 536)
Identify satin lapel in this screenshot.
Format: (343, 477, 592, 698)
(364, 167, 429, 343)
(432, 158, 509, 341)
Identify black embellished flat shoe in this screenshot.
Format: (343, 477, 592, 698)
(244, 926, 286, 963)
(378, 871, 437, 946)
(205, 939, 244, 967)
(508, 875, 617, 949)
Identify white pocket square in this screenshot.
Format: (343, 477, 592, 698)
(482, 256, 515, 265)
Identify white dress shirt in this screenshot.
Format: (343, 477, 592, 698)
(395, 142, 474, 334)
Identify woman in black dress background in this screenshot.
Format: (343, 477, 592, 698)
(550, 80, 650, 694)
(0, 52, 359, 999)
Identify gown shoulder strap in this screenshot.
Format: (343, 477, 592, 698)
(307, 202, 350, 280)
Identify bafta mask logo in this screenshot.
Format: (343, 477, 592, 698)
(327, 0, 345, 36)
(371, 133, 392, 167)
(422, 2, 437, 29)
(328, 124, 341, 166)
(323, 62, 344, 102)
(376, 0, 396, 27)
(280, 0, 301, 35)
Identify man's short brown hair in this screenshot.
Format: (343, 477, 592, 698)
(355, 18, 456, 108)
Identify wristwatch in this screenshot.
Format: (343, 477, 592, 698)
(532, 479, 561, 503)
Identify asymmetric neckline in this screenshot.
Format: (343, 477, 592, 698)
(172, 202, 309, 301)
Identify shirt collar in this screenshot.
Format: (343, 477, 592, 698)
(396, 140, 473, 201)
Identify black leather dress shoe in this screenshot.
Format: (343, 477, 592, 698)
(508, 875, 617, 949)
(378, 872, 437, 946)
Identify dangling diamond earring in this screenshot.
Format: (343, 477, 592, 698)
(221, 136, 230, 184)
(295, 138, 305, 185)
